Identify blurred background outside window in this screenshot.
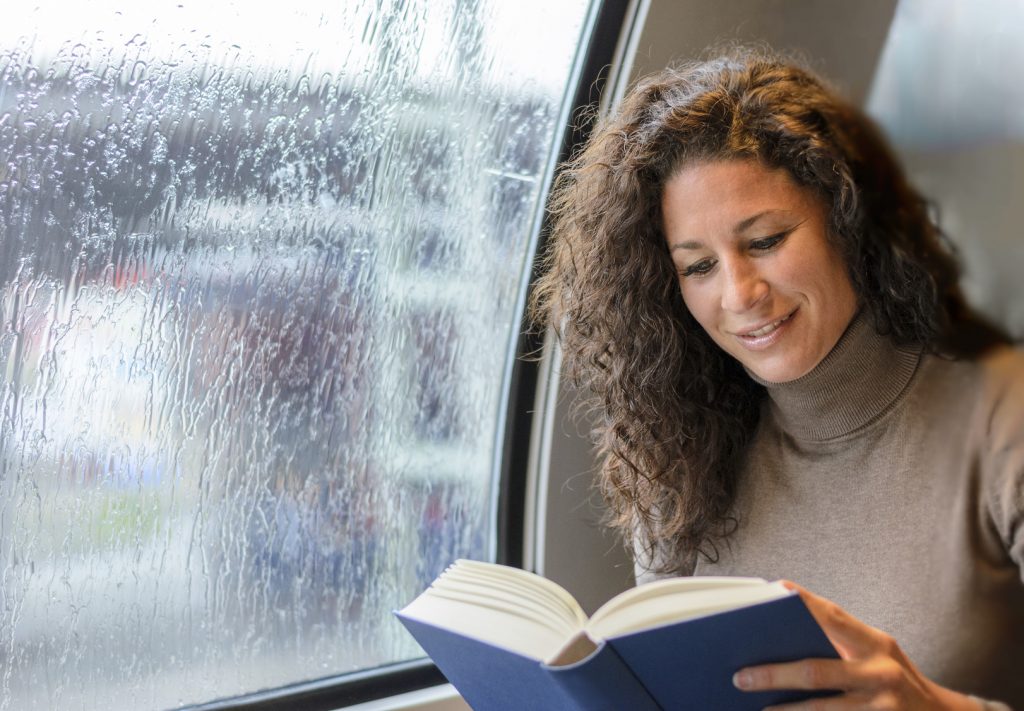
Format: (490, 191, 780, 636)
(0, 0, 594, 707)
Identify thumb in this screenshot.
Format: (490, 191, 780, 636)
(781, 580, 879, 660)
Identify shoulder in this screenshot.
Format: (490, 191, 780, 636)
(979, 346, 1024, 571)
(976, 345, 1024, 435)
(970, 346, 1024, 545)
(911, 345, 1024, 566)
(979, 343, 1024, 385)
(910, 346, 1024, 480)
(914, 344, 1024, 413)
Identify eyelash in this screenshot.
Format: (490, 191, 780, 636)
(750, 232, 787, 252)
(679, 230, 790, 279)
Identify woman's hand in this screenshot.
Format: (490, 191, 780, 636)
(732, 582, 981, 710)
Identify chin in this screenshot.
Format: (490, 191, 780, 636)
(745, 357, 814, 384)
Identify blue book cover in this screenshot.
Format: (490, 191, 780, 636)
(543, 639, 661, 711)
(397, 614, 579, 711)
(396, 564, 840, 711)
(397, 613, 662, 711)
(608, 592, 839, 710)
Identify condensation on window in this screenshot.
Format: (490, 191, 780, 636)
(0, 1, 592, 708)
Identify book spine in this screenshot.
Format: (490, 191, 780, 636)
(544, 640, 663, 711)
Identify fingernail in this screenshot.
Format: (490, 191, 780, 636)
(733, 670, 752, 689)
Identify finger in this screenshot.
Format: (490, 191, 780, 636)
(734, 657, 869, 692)
(780, 581, 880, 659)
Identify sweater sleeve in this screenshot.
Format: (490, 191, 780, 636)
(983, 349, 1024, 584)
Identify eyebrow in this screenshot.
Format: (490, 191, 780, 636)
(668, 209, 790, 252)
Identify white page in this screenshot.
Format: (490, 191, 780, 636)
(586, 580, 791, 640)
(400, 588, 569, 660)
(588, 576, 767, 626)
(430, 577, 578, 636)
(450, 560, 587, 626)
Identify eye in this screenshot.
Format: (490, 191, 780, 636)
(749, 230, 790, 252)
(680, 258, 716, 278)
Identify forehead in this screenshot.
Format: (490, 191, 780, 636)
(661, 159, 823, 235)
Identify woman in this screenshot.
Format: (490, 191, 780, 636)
(532, 49, 1024, 709)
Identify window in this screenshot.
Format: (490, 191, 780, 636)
(0, 1, 596, 707)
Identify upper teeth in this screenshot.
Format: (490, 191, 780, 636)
(746, 314, 790, 338)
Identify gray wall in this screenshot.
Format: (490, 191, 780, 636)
(627, 0, 897, 104)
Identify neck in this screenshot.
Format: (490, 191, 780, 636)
(746, 312, 922, 441)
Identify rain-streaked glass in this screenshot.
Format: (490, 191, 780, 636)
(0, 1, 593, 707)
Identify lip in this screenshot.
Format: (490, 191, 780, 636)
(731, 308, 798, 350)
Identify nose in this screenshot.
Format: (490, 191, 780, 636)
(720, 258, 768, 313)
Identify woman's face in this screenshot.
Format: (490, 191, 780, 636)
(662, 159, 858, 383)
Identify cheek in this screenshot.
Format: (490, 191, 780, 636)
(776, 249, 836, 297)
(772, 251, 816, 287)
(809, 250, 856, 302)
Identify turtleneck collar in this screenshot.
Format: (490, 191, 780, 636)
(746, 311, 922, 441)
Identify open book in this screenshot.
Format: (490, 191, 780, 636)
(396, 559, 839, 711)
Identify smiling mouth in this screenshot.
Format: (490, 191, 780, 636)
(738, 310, 796, 339)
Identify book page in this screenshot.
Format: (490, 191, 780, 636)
(397, 560, 590, 661)
(399, 589, 571, 660)
(445, 562, 586, 626)
(589, 576, 767, 623)
(586, 578, 791, 640)
(452, 560, 587, 626)
(429, 578, 578, 636)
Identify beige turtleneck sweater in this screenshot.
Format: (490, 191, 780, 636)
(653, 314, 1024, 706)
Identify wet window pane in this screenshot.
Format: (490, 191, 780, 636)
(0, 1, 593, 707)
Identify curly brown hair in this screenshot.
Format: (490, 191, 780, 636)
(530, 48, 1009, 576)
